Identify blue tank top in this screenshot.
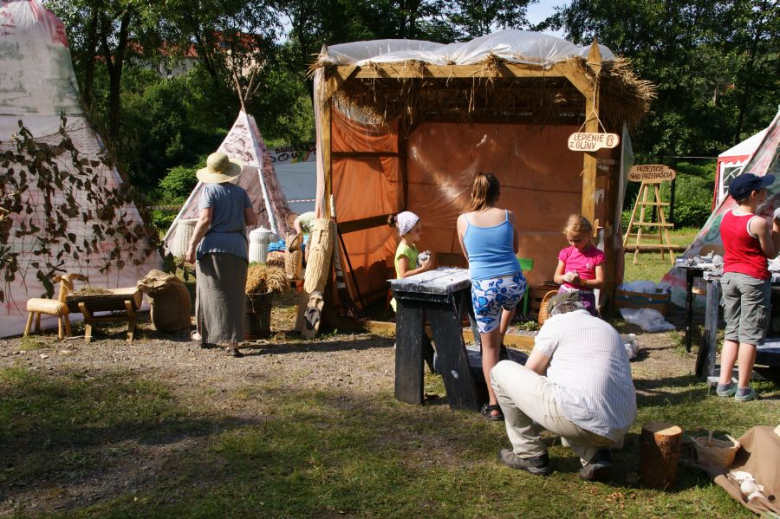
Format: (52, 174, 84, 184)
(463, 211, 522, 281)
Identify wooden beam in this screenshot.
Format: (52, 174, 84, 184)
(337, 214, 392, 235)
(332, 151, 400, 159)
(581, 94, 598, 223)
(322, 65, 357, 101)
(580, 41, 602, 225)
(343, 61, 577, 80)
(322, 96, 333, 218)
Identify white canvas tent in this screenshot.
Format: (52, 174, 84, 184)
(268, 144, 316, 215)
(0, 0, 160, 338)
(162, 110, 294, 252)
(713, 128, 768, 209)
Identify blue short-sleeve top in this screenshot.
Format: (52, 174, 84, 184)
(196, 183, 253, 260)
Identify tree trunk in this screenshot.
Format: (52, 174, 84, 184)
(81, 5, 100, 110)
(100, 10, 132, 144)
(640, 421, 683, 490)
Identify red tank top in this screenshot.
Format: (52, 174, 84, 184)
(721, 210, 769, 280)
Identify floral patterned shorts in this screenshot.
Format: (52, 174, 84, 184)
(471, 272, 526, 334)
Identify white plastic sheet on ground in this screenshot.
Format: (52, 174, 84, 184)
(620, 308, 676, 333)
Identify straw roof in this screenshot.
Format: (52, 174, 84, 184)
(314, 55, 655, 131)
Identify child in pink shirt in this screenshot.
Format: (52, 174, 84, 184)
(553, 215, 605, 315)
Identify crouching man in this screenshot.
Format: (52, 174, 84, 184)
(491, 292, 636, 481)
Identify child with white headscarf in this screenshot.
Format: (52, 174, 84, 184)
(388, 211, 433, 311)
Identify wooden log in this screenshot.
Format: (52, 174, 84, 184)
(640, 421, 683, 489)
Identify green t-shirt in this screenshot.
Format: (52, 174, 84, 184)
(295, 211, 316, 234)
(394, 243, 419, 278)
(391, 243, 419, 312)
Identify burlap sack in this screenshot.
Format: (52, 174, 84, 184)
(137, 269, 191, 332)
(266, 251, 286, 268)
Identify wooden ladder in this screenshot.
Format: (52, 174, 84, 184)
(623, 181, 676, 265)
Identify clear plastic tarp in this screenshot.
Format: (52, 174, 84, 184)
(318, 29, 615, 68)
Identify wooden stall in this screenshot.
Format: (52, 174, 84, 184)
(310, 31, 655, 311)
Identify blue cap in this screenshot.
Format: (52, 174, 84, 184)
(728, 173, 775, 201)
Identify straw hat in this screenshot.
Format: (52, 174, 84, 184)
(196, 152, 243, 184)
(285, 212, 300, 229)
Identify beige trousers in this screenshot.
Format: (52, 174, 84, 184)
(491, 360, 620, 462)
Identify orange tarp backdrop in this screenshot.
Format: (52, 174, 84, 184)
(333, 111, 586, 299)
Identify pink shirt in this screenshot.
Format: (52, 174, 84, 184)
(558, 245, 606, 290)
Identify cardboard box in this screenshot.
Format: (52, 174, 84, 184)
(615, 288, 671, 316)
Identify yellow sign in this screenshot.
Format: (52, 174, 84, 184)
(567, 132, 620, 152)
(628, 164, 676, 183)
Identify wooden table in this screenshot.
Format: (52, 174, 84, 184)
(390, 268, 482, 411)
(697, 275, 780, 382)
(66, 288, 143, 343)
(676, 264, 706, 352)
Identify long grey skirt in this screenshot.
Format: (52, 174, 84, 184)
(195, 253, 248, 344)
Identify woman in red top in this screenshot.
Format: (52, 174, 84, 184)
(717, 173, 780, 402)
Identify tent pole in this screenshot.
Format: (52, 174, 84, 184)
(338, 228, 366, 311)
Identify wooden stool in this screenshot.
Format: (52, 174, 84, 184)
(24, 274, 87, 340)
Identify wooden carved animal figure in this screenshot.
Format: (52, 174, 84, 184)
(24, 273, 88, 340)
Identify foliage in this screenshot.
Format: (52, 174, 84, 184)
(550, 0, 780, 161)
(0, 118, 157, 302)
(151, 209, 178, 233)
(443, 0, 533, 38)
(158, 162, 202, 203)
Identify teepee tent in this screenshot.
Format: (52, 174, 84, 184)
(713, 128, 768, 209)
(162, 110, 293, 253)
(662, 109, 780, 307)
(0, 0, 161, 338)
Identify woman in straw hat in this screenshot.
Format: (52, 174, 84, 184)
(185, 152, 257, 357)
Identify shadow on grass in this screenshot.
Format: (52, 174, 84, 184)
(0, 363, 756, 518)
(241, 336, 394, 356)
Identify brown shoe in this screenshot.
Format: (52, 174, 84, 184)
(497, 449, 552, 475)
(226, 347, 244, 358)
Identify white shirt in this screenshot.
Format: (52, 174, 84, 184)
(534, 310, 637, 440)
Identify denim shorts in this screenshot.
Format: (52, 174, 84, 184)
(471, 272, 526, 334)
(721, 272, 770, 345)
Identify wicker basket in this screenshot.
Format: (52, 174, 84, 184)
(691, 433, 740, 469)
(285, 249, 303, 280)
(537, 290, 559, 325)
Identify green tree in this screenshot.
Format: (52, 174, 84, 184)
(444, 0, 535, 38)
(549, 0, 780, 160)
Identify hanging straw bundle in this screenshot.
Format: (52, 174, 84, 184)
(304, 218, 335, 293)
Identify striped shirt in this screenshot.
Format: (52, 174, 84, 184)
(534, 310, 636, 441)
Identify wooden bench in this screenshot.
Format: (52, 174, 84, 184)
(66, 288, 143, 343)
(390, 267, 482, 411)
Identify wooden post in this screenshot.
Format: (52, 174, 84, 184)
(321, 95, 333, 218)
(581, 41, 603, 225)
(640, 421, 683, 489)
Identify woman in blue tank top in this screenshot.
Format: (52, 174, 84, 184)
(457, 172, 526, 421)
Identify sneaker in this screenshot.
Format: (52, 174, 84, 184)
(716, 382, 737, 397)
(579, 449, 612, 482)
(497, 449, 552, 475)
(735, 389, 759, 402)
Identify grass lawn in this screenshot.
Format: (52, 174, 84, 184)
(1, 228, 777, 518)
(623, 227, 699, 284)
